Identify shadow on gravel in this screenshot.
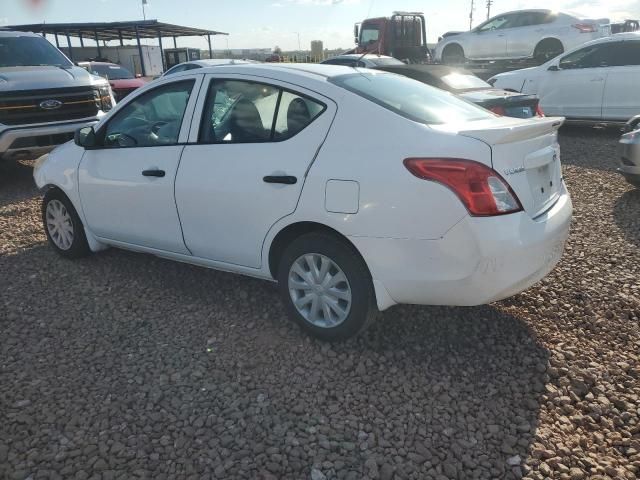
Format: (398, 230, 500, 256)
(0, 160, 39, 206)
(1, 244, 549, 479)
(614, 187, 640, 247)
(558, 125, 620, 172)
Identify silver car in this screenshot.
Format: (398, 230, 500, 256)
(435, 9, 610, 65)
(618, 117, 640, 187)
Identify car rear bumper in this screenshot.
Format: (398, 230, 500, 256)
(0, 118, 98, 160)
(352, 185, 572, 310)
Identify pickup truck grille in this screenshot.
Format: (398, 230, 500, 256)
(0, 87, 100, 126)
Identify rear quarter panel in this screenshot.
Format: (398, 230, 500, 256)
(274, 91, 492, 241)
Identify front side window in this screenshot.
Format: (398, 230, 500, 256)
(199, 80, 325, 143)
(330, 71, 493, 125)
(476, 14, 516, 32)
(0, 35, 71, 68)
(559, 43, 613, 69)
(360, 26, 380, 44)
(103, 80, 194, 148)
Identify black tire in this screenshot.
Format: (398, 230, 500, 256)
(442, 44, 465, 65)
(41, 188, 91, 259)
(534, 39, 564, 64)
(277, 232, 377, 341)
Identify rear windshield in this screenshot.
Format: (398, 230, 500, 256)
(440, 72, 491, 91)
(0, 36, 72, 68)
(89, 64, 134, 80)
(330, 72, 493, 125)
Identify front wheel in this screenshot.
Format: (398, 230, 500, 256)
(42, 189, 91, 259)
(277, 233, 377, 341)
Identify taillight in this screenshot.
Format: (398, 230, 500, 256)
(573, 23, 597, 33)
(489, 105, 506, 116)
(403, 158, 523, 216)
(535, 103, 545, 117)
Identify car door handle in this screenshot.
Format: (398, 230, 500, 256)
(142, 169, 165, 177)
(263, 175, 297, 185)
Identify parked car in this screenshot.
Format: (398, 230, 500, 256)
(618, 118, 640, 187)
(162, 59, 255, 77)
(375, 65, 542, 118)
(321, 54, 404, 68)
(489, 33, 640, 122)
(34, 64, 572, 341)
(0, 31, 114, 163)
(78, 62, 146, 102)
(435, 9, 610, 65)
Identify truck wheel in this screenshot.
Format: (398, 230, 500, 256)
(277, 232, 377, 342)
(42, 189, 91, 259)
(534, 39, 564, 64)
(442, 44, 465, 65)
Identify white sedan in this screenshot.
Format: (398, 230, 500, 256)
(489, 33, 640, 122)
(34, 64, 572, 341)
(436, 9, 609, 64)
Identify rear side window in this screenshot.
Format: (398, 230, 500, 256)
(330, 72, 493, 125)
(198, 79, 326, 144)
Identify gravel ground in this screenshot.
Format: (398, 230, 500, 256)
(1, 127, 639, 480)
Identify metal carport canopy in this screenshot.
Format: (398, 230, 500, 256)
(5, 20, 228, 75)
(5, 20, 227, 42)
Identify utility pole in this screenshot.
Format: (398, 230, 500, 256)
(486, 0, 493, 20)
(469, 0, 475, 30)
(141, 0, 148, 21)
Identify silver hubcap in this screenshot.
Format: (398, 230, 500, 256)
(288, 253, 352, 328)
(45, 199, 74, 250)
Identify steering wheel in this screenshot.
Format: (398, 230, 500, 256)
(115, 133, 137, 148)
(151, 121, 169, 136)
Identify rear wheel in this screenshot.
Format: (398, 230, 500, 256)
(277, 233, 377, 341)
(442, 44, 465, 65)
(42, 189, 90, 259)
(534, 39, 564, 64)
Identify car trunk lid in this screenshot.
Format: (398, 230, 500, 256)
(431, 116, 565, 218)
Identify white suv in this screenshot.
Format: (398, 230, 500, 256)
(489, 33, 640, 122)
(435, 9, 610, 64)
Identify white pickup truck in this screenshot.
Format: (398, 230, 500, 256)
(0, 30, 114, 163)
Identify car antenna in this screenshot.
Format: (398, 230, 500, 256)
(354, 46, 376, 68)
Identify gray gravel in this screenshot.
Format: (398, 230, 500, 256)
(1, 128, 639, 480)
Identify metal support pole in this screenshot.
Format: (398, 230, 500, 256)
(66, 31, 74, 61)
(119, 29, 124, 46)
(173, 36, 177, 48)
(158, 31, 165, 71)
(95, 29, 101, 58)
(79, 33, 84, 47)
(207, 34, 213, 59)
(135, 25, 147, 77)
(54, 33, 60, 48)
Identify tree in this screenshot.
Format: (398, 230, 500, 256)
(273, 46, 282, 55)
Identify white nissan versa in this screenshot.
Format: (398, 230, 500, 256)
(34, 64, 573, 341)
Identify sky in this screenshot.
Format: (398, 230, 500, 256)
(3, 0, 640, 51)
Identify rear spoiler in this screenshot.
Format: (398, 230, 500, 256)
(431, 117, 565, 145)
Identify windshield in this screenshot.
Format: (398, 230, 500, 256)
(370, 57, 405, 66)
(0, 36, 72, 68)
(440, 72, 491, 91)
(330, 72, 493, 125)
(89, 64, 134, 80)
(360, 26, 380, 44)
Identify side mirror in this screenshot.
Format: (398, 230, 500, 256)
(75, 126, 97, 149)
(354, 25, 360, 45)
(548, 65, 559, 71)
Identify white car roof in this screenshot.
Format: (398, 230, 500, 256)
(194, 63, 369, 79)
(325, 54, 397, 60)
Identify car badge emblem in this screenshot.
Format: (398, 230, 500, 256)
(503, 166, 525, 176)
(39, 99, 63, 110)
